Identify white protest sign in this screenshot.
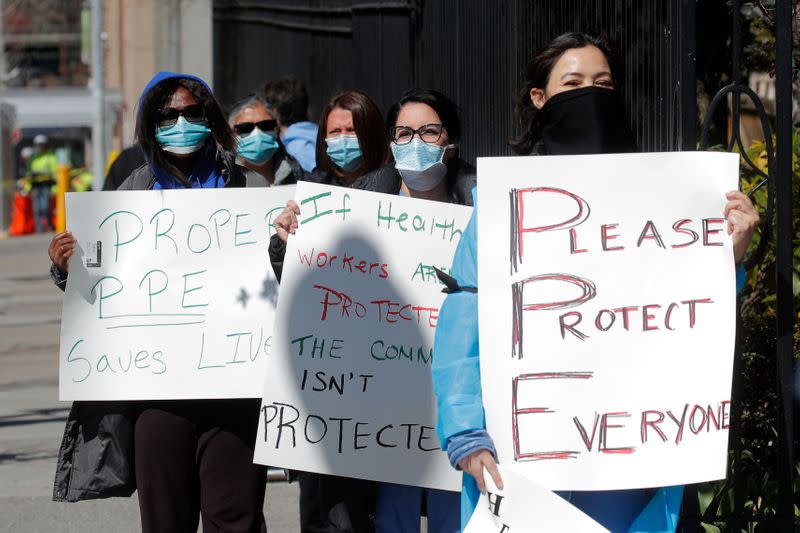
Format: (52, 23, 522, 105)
(464, 465, 609, 533)
(477, 152, 738, 490)
(59, 187, 294, 400)
(254, 182, 469, 491)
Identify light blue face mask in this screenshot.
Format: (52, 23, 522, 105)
(155, 116, 212, 154)
(237, 128, 280, 165)
(325, 134, 362, 172)
(391, 138, 456, 191)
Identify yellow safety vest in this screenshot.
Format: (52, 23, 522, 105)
(30, 152, 58, 183)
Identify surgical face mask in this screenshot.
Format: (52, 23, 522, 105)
(155, 116, 212, 154)
(391, 138, 455, 192)
(237, 128, 279, 164)
(536, 86, 637, 155)
(325, 134, 362, 172)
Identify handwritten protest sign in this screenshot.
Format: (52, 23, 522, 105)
(477, 152, 738, 490)
(59, 187, 294, 400)
(254, 182, 469, 491)
(464, 465, 609, 533)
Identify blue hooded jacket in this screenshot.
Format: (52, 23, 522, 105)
(281, 121, 318, 173)
(138, 71, 223, 190)
(432, 189, 747, 532)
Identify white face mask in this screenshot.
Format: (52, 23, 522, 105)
(397, 162, 448, 192)
(391, 139, 456, 192)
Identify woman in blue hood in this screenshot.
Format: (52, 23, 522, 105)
(47, 72, 269, 533)
(114, 71, 267, 190)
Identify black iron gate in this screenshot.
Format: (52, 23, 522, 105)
(213, 0, 696, 162)
(682, 1, 797, 531)
(213, 1, 797, 530)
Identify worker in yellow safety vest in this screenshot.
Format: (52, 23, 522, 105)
(29, 134, 58, 232)
(69, 167, 94, 192)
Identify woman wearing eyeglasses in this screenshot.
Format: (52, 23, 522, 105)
(229, 94, 306, 186)
(271, 89, 472, 533)
(358, 89, 473, 533)
(360, 88, 476, 207)
(47, 72, 269, 533)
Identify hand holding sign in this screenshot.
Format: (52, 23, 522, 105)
(723, 190, 760, 263)
(459, 449, 504, 493)
(59, 187, 295, 400)
(274, 199, 301, 242)
(255, 182, 470, 490)
(477, 152, 739, 490)
(463, 465, 609, 533)
(49, 231, 76, 272)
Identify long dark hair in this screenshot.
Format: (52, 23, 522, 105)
(386, 88, 462, 145)
(510, 32, 619, 155)
(315, 90, 391, 179)
(135, 77, 236, 184)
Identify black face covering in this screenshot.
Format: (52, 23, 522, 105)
(535, 85, 638, 155)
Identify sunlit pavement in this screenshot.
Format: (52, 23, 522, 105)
(0, 233, 298, 533)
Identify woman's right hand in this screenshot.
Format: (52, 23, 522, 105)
(48, 231, 75, 272)
(458, 449, 504, 492)
(274, 200, 300, 242)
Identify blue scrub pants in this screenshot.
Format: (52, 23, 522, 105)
(32, 183, 52, 233)
(375, 482, 460, 533)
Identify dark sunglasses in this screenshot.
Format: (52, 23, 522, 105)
(233, 119, 278, 136)
(155, 104, 206, 127)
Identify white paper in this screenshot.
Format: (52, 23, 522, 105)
(59, 187, 294, 400)
(254, 182, 470, 491)
(464, 465, 609, 533)
(477, 152, 738, 490)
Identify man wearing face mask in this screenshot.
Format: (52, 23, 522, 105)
(229, 94, 305, 186)
(361, 88, 476, 208)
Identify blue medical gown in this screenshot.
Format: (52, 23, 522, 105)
(432, 200, 695, 533)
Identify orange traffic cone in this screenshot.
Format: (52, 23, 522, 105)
(9, 192, 35, 236)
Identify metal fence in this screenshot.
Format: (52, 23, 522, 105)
(213, 0, 797, 530)
(213, 0, 696, 163)
(685, 1, 797, 531)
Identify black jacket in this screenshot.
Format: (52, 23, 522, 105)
(117, 151, 267, 190)
(52, 153, 266, 502)
(358, 156, 477, 207)
(102, 144, 146, 191)
(303, 166, 401, 192)
(267, 148, 306, 186)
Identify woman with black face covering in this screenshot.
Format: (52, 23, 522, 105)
(432, 33, 760, 532)
(510, 34, 637, 157)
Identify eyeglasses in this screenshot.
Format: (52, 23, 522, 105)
(391, 123, 445, 145)
(155, 104, 206, 127)
(233, 119, 278, 136)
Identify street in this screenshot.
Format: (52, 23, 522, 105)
(0, 233, 298, 533)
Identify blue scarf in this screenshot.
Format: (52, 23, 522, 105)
(151, 143, 223, 190)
